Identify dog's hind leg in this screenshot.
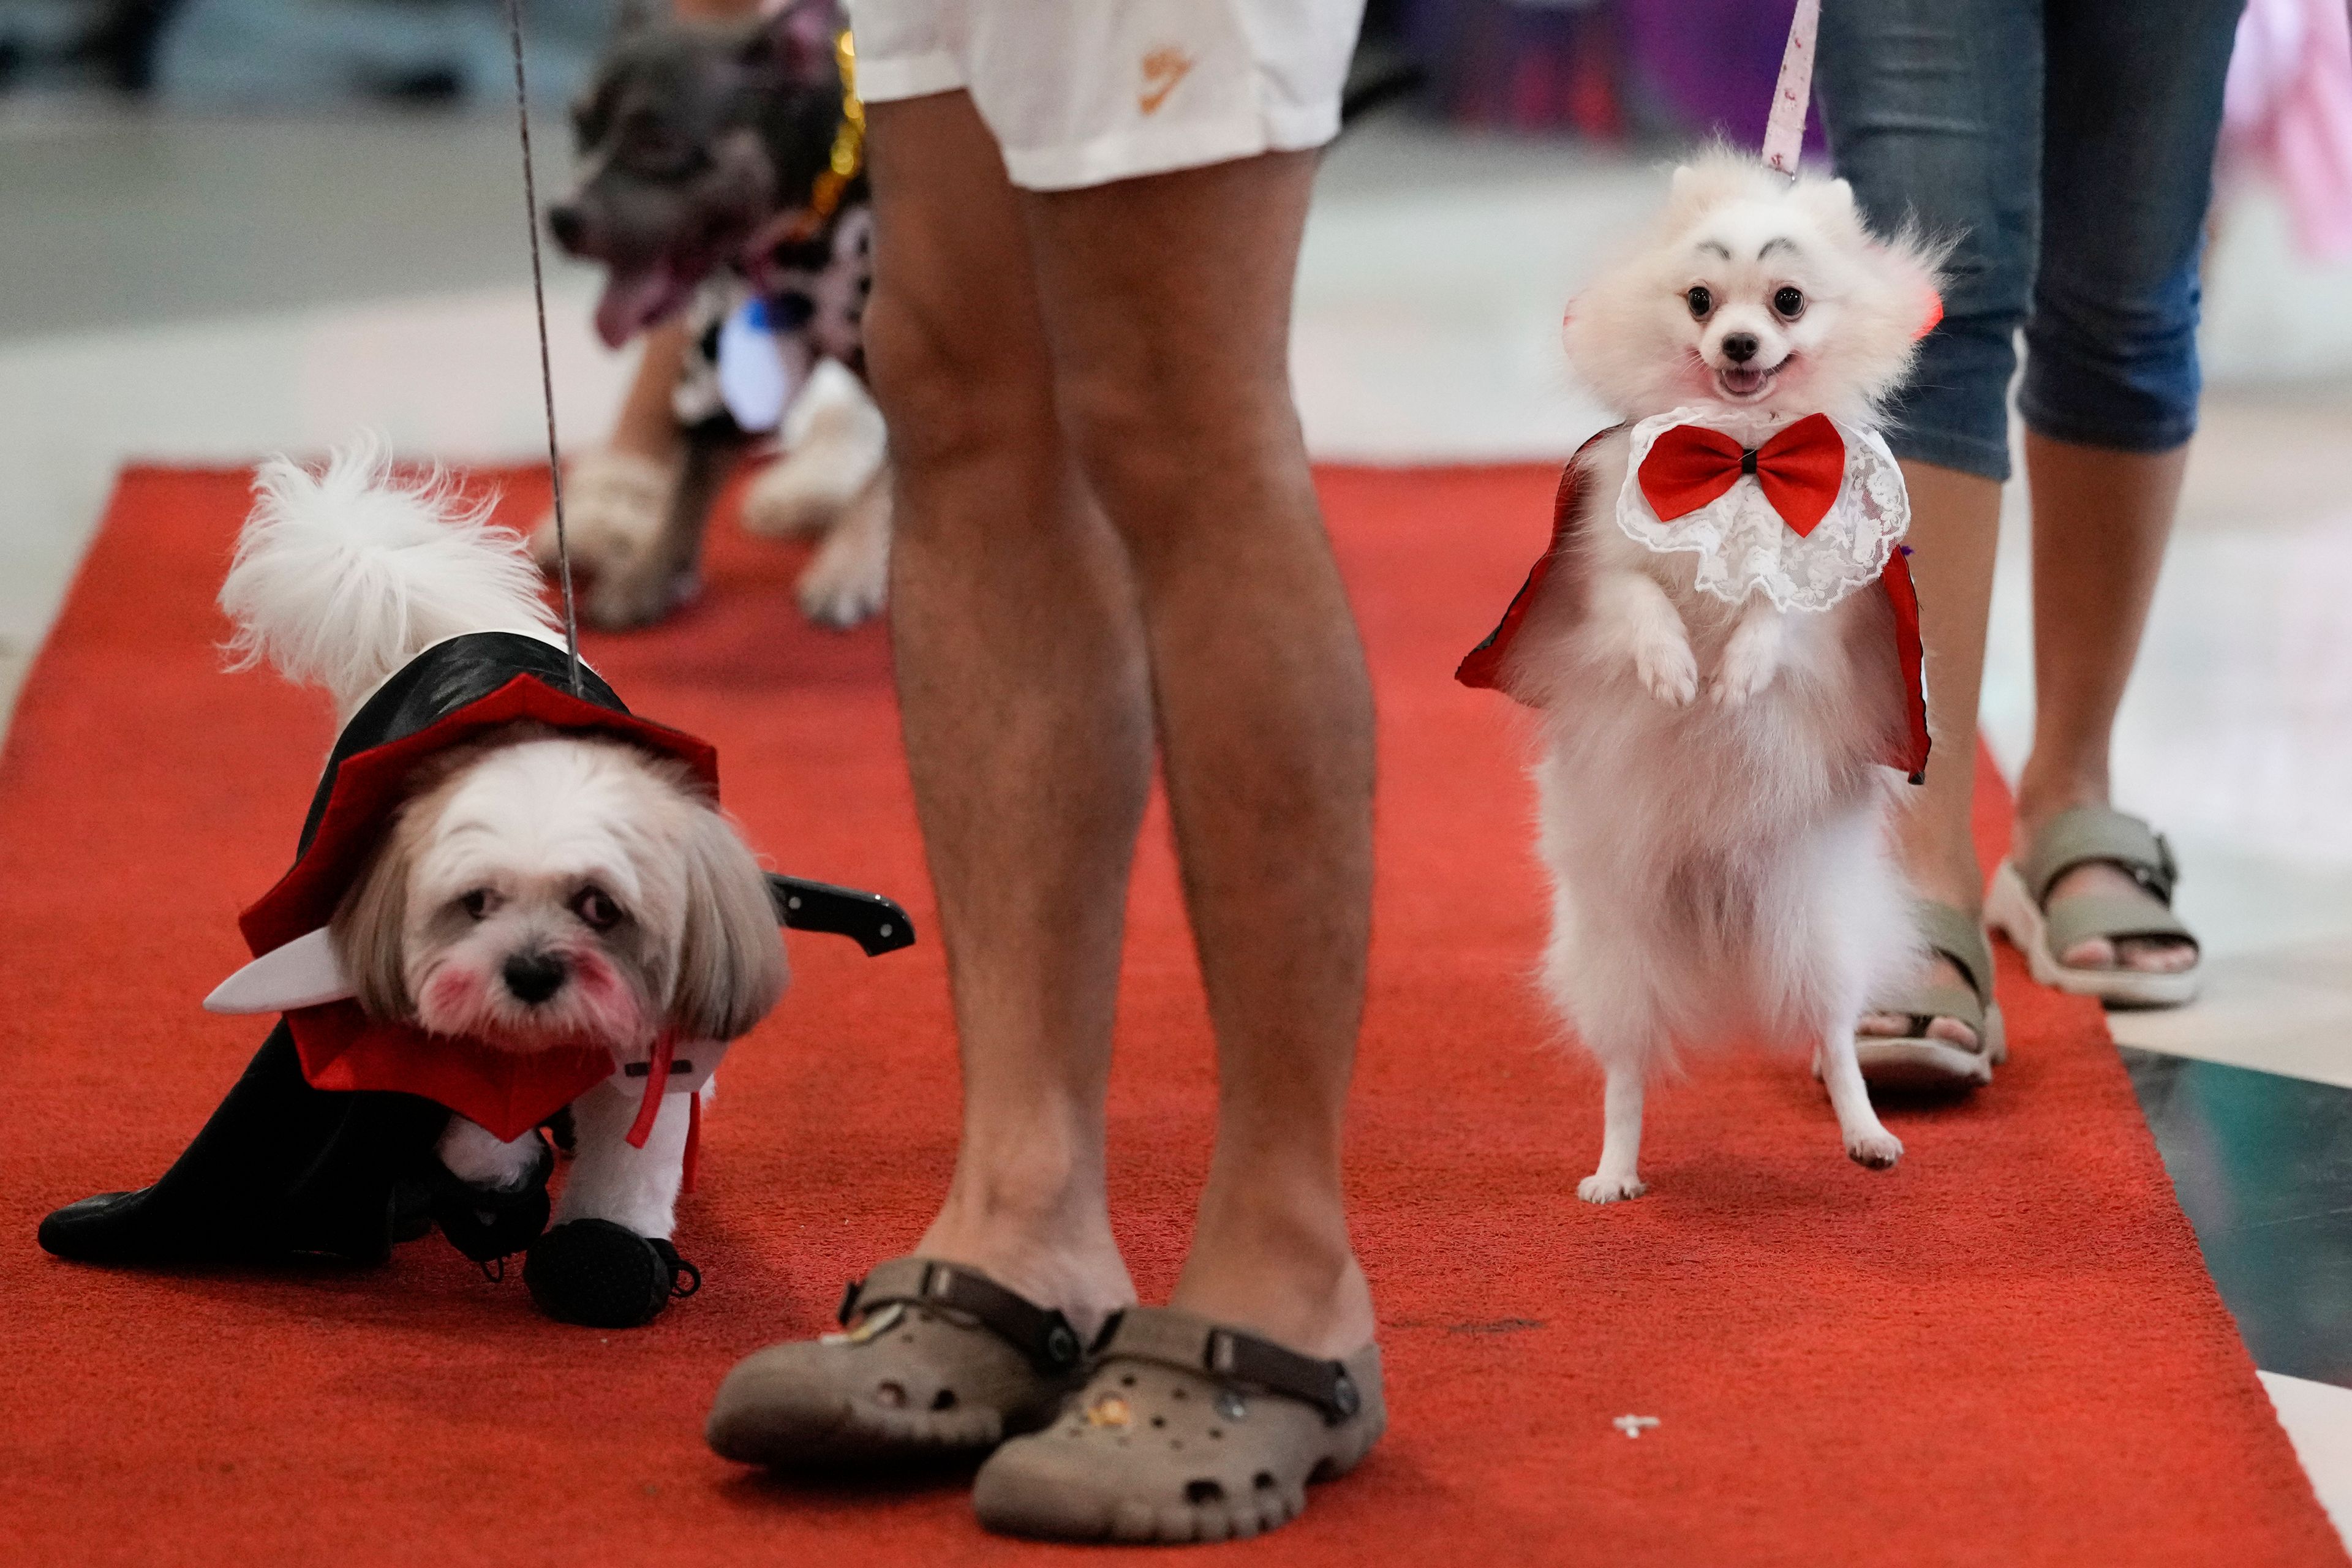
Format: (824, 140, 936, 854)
(1820, 1022, 1902, 1169)
(1578, 1061, 1650, 1203)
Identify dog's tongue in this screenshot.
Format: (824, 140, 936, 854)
(594, 264, 688, 349)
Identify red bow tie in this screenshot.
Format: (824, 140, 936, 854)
(1636, 412, 1846, 537)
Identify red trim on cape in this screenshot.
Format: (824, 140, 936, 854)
(243, 673, 724, 1137)
(285, 1001, 615, 1144)
(1455, 426, 1932, 782)
(240, 674, 720, 958)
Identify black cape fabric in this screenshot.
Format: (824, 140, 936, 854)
(40, 635, 643, 1265)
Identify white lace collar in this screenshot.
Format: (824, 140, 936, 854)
(1615, 405, 1910, 612)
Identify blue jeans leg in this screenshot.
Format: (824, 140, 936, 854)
(2021, 0, 2244, 456)
(1817, 0, 2042, 483)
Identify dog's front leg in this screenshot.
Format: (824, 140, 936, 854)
(1711, 597, 1787, 707)
(552, 1077, 692, 1239)
(438, 1116, 545, 1189)
(1591, 568, 1698, 706)
(794, 466, 892, 628)
(1578, 1063, 1650, 1203)
(524, 1079, 698, 1327)
(1819, 1022, 1903, 1169)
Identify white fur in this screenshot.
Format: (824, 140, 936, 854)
(222, 443, 788, 1246)
(223, 439, 561, 721)
(1517, 153, 1945, 1199)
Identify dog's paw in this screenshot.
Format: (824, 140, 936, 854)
(1845, 1129, 1904, 1170)
(1633, 631, 1698, 706)
(585, 565, 699, 631)
(1709, 617, 1784, 707)
(524, 1219, 699, 1327)
(1578, 1171, 1649, 1204)
(795, 545, 887, 629)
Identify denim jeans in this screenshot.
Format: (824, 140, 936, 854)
(1816, 0, 2245, 481)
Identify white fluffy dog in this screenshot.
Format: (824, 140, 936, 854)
(221, 448, 786, 1252)
(1490, 153, 1945, 1201)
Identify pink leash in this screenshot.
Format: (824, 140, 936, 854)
(1762, 0, 1821, 178)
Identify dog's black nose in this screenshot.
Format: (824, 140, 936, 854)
(546, 203, 587, 252)
(1721, 332, 1759, 364)
(503, 952, 568, 1005)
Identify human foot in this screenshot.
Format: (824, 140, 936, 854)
(2038, 860, 2197, 973)
(706, 1256, 1093, 1468)
(1854, 900, 2004, 1089)
(1167, 1192, 1376, 1363)
(1988, 805, 2201, 1006)
(972, 1310, 1385, 1544)
(1858, 950, 1981, 1052)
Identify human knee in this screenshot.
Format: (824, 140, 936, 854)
(2018, 268, 2203, 454)
(861, 279, 1054, 479)
(1053, 353, 1296, 555)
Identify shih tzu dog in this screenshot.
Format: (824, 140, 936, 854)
(39, 444, 913, 1324)
(1457, 151, 1947, 1200)
(221, 445, 786, 1317)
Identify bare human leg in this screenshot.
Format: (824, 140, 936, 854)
(862, 93, 1145, 1334)
(1859, 459, 2002, 1050)
(1020, 153, 1376, 1360)
(2011, 432, 2196, 973)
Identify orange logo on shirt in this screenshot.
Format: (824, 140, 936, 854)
(1139, 47, 1193, 115)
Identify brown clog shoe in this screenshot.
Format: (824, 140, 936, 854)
(706, 1256, 1088, 1468)
(973, 1306, 1384, 1544)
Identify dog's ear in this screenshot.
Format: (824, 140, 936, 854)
(740, 0, 838, 77)
(331, 826, 418, 1022)
(669, 805, 788, 1042)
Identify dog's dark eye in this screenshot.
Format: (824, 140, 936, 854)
(1773, 286, 1806, 320)
(459, 889, 494, 921)
(1686, 286, 1714, 320)
(572, 888, 624, 932)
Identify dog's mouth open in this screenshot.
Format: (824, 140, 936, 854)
(594, 260, 704, 349)
(1713, 358, 1789, 402)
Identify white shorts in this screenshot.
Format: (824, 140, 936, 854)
(845, 0, 1365, 192)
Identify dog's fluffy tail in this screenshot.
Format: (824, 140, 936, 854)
(221, 440, 557, 716)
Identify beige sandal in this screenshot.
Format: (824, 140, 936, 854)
(705, 1257, 1088, 1468)
(1856, 900, 2008, 1089)
(973, 1307, 1384, 1544)
(1988, 805, 2202, 1008)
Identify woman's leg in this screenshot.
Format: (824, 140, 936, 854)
(2009, 0, 2242, 974)
(865, 92, 1152, 1329)
(1019, 153, 1378, 1359)
(1818, 0, 2041, 1049)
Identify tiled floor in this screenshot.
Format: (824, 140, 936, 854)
(4, 101, 2350, 1534)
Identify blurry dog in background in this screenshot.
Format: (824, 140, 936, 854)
(1462, 152, 1947, 1200)
(541, 0, 890, 631)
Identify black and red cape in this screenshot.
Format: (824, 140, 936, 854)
(39, 631, 911, 1266)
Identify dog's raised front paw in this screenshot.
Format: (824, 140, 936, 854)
(1634, 631, 1698, 706)
(1578, 1171, 1649, 1204)
(1845, 1129, 1904, 1170)
(1709, 613, 1784, 707)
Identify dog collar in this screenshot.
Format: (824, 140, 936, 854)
(1616, 407, 1909, 614)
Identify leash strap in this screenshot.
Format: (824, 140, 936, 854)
(1762, 0, 1820, 179)
(502, 0, 585, 696)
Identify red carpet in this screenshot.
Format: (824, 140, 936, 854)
(0, 464, 2338, 1567)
